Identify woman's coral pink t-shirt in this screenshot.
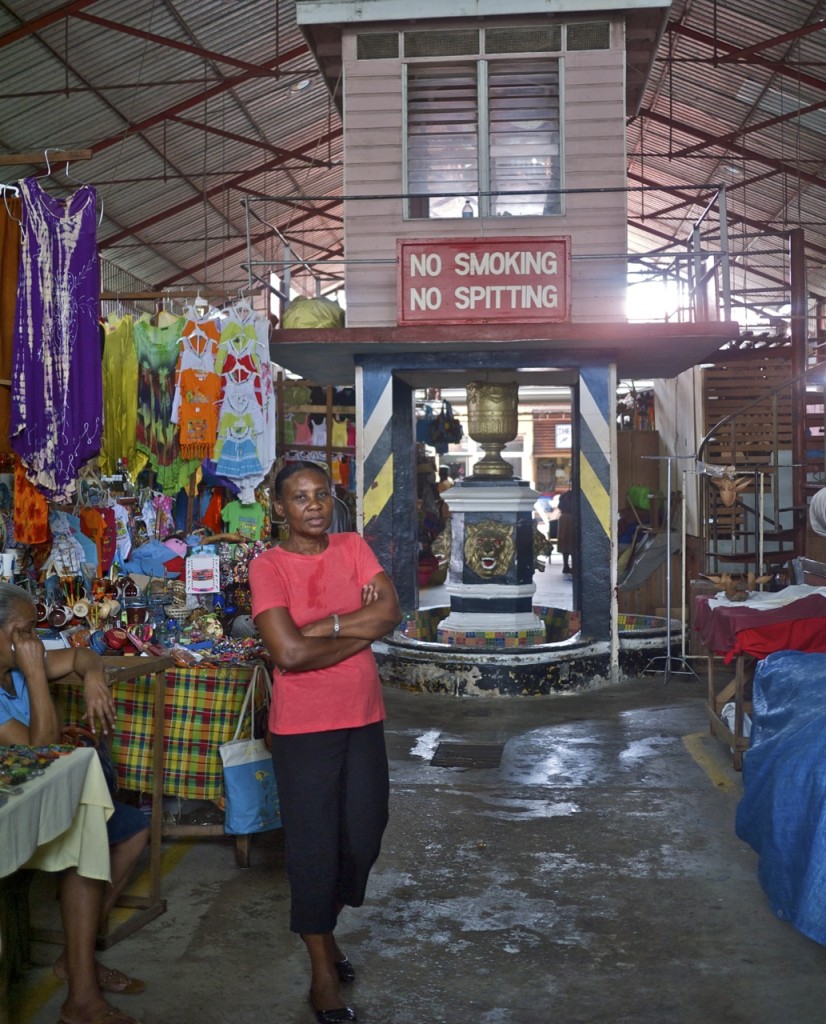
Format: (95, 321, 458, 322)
(249, 532, 386, 735)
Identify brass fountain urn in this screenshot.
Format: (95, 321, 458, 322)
(466, 381, 519, 478)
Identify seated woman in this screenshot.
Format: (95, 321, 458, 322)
(0, 582, 144, 1024)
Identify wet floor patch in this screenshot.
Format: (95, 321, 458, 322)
(430, 742, 505, 768)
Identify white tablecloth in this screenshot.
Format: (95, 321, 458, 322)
(709, 583, 826, 611)
(0, 747, 113, 881)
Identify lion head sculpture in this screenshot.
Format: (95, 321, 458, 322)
(464, 520, 516, 578)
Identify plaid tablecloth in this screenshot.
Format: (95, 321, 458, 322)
(60, 662, 268, 800)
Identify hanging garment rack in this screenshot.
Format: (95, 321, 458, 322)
(99, 290, 236, 302)
(0, 149, 92, 166)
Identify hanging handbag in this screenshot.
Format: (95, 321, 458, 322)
(219, 663, 281, 835)
(428, 400, 464, 454)
(416, 403, 434, 443)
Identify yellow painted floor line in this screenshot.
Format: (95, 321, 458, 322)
(683, 731, 741, 793)
(16, 838, 198, 1024)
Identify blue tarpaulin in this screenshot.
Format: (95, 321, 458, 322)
(735, 650, 826, 946)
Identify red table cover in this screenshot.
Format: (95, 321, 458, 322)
(694, 592, 826, 662)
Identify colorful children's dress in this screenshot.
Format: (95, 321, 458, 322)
(134, 313, 200, 494)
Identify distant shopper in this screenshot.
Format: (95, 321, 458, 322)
(557, 488, 575, 574)
(437, 466, 454, 492)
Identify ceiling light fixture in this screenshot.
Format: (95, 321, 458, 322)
(291, 78, 311, 93)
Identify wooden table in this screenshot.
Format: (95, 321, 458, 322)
(58, 658, 268, 877)
(52, 655, 174, 948)
(151, 663, 265, 870)
(0, 747, 112, 1019)
(695, 586, 826, 769)
(706, 652, 754, 770)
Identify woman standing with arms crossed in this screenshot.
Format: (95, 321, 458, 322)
(249, 461, 402, 1024)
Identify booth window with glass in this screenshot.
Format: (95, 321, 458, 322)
(404, 30, 562, 220)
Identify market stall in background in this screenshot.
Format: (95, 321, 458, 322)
(0, 185, 358, 842)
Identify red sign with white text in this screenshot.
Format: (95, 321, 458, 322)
(397, 236, 570, 326)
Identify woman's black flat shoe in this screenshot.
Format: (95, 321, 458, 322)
(335, 957, 356, 984)
(309, 999, 357, 1023)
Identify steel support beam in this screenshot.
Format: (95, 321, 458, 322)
(668, 22, 826, 96)
(87, 46, 308, 159)
(73, 12, 283, 75)
(638, 109, 826, 193)
(672, 97, 826, 160)
(713, 19, 826, 64)
(101, 135, 339, 249)
(0, 0, 98, 50)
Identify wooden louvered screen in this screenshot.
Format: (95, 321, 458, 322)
(702, 360, 793, 468)
(702, 358, 792, 543)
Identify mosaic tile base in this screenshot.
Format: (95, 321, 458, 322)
(616, 612, 666, 631)
(398, 606, 581, 645)
(436, 626, 548, 648)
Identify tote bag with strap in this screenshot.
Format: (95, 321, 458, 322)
(219, 663, 281, 835)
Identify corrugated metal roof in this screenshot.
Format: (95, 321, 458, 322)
(0, 0, 821, 333)
(628, 0, 826, 330)
(0, 0, 340, 312)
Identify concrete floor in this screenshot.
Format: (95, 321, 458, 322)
(14, 674, 826, 1024)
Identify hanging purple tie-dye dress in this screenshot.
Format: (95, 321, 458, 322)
(11, 176, 102, 501)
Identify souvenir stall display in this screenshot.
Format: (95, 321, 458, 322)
(0, 172, 278, 639)
(5, 278, 277, 663)
(0, 172, 284, 837)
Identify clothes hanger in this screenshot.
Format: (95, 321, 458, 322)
(233, 289, 254, 320)
(183, 291, 212, 320)
(35, 148, 84, 187)
(155, 295, 180, 328)
(35, 147, 57, 180)
(2, 182, 20, 225)
(35, 148, 105, 225)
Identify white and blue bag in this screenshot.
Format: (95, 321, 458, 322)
(219, 663, 281, 835)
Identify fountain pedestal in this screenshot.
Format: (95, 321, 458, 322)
(437, 478, 547, 647)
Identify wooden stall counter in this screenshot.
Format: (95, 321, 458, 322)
(0, 748, 113, 1017)
(694, 586, 826, 770)
(53, 655, 174, 947)
(705, 651, 755, 771)
(58, 657, 270, 880)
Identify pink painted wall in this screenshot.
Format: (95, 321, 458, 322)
(341, 18, 629, 327)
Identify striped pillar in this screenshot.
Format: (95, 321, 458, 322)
(576, 364, 616, 642)
(356, 362, 418, 610)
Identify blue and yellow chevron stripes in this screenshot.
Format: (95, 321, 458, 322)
(578, 366, 612, 537)
(576, 365, 615, 640)
(359, 369, 395, 527)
